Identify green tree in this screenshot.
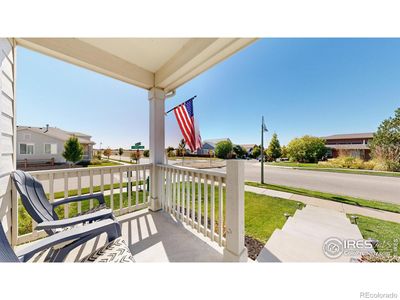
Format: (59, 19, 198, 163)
(251, 145, 261, 159)
(118, 148, 124, 160)
(95, 150, 102, 160)
(287, 135, 327, 163)
(130, 150, 141, 163)
(143, 149, 150, 157)
(178, 139, 186, 156)
(233, 144, 247, 159)
(166, 146, 175, 157)
(103, 148, 112, 160)
(62, 136, 83, 166)
(215, 140, 233, 159)
(370, 108, 400, 171)
(266, 133, 282, 161)
(281, 145, 288, 158)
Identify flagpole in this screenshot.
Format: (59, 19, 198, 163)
(261, 116, 265, 184)
(165, 95, 197, 115)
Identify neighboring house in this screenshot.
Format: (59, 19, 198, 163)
(197, 138, 232, 155)
(240, 144, 258, 156)
(322, 132, 374, 160)
(17, 125, 95, 163)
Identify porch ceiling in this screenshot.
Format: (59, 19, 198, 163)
(15, 38, 257, 93)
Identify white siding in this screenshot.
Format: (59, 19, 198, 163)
(17, 129, 67, 163)
(0, 38, 15, 242)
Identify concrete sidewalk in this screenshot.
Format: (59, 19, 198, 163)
(245, 185, 400, 224)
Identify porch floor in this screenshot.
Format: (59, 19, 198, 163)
(19, 209, 226, 262)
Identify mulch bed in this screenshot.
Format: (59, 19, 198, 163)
(245, 235, 265, 260)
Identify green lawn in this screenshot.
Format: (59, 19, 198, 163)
(246, 181, 400, 214)
(87, 160, 122, 167)
(351, 214, 400, 256)
(245, 192, 302, 242)
(267, 162, 400, 178)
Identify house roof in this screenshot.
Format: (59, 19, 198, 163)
(202, 138, 231, 148)
(16, 38, 257, 93)
(17, 126, 95, 145)
(240, 144, 257, 151)
(323, 132, 374, 140)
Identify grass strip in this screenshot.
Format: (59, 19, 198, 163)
(246, 181, 400, 214)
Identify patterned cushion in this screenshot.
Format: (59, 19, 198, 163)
(81, 237, 135, 263)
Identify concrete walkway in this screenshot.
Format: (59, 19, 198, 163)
(256, 205, 373, 262)
(245, 185, 400, 224)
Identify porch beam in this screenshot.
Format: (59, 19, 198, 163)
(155, 38, 257, 92)
(148, 87, 166, 211)
(16, 38, 154, 89)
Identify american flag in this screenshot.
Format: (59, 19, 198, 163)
(173, 98, 202, 152)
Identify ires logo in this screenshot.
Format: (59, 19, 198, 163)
(323, 237, 374, 259)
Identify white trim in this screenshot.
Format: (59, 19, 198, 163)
(19, 143, 34, 155)
(44, 143, 57, 154)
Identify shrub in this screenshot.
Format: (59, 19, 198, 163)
(215, 140, 233, 159)
(143, 150, 150, 157)
(251, 145, 261, 159)
(321, 156, 365, 169)
(95, 151, 102, 160)
(62, 136, 84, 165)
(89, 159, 102, 165)
(370, 108, 400, 171)
(233, 144, 247, 159)
(359, 253, 400, 263)
(287, 135, 327, 163)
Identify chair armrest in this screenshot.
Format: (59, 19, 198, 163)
(35, 209, 114, 230)
(52, 193, 105, 208)
(17, 219, 121, 262)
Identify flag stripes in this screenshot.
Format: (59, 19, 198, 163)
(172, 98, 202, 152)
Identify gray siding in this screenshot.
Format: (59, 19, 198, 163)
(17, 129, 67, 163)
(17, 129, 93, 163)
(0, 38, 15, 241)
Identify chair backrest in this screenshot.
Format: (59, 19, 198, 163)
(0, 222, 19, 262)
(11, 170, 56, 226)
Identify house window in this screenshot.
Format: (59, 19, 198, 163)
(20, 143, 34, 155)
(44, 143, 57, 154)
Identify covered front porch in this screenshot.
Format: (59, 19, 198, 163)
(18, 208, 226, 262)
(0, 38, 256, 262)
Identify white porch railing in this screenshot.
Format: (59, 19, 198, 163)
(157, 161, 248, 261)
(157, 164, 227, 246)
(13, 164, 152, 245)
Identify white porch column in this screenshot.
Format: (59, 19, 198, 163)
(223, 160, 248, 262)
(148, 87, 166, 211)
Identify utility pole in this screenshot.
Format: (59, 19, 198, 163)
(261, 116, 268, 184)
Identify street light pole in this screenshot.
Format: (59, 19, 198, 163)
(261, 116, 268, 184)
(261, 116, 264, 184)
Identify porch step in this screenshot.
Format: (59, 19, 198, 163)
(257, 205, 371, 262)
(256, 229, 349, 262)
(282, 217, 362, 242)
(293, 208, 352, 227)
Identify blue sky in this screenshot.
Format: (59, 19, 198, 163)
(16, 39, 400, 149)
